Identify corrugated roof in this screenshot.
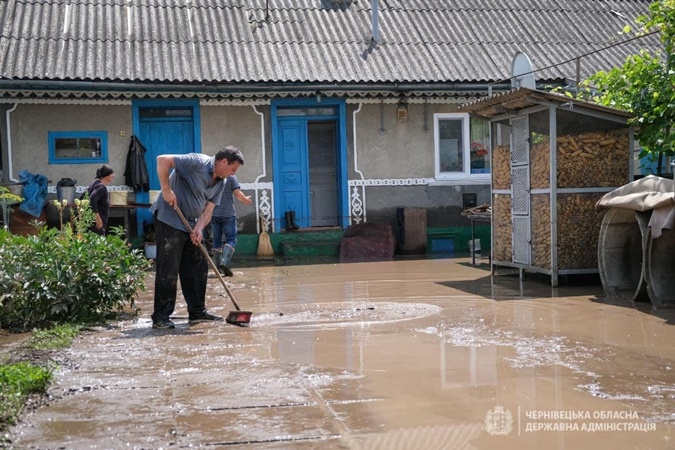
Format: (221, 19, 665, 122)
(0, 0, 662, 88)
(457, 87, 635, 119)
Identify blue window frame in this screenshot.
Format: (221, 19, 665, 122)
(48, 131, 108, 164)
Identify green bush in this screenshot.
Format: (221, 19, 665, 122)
(0, 200, 151, 331)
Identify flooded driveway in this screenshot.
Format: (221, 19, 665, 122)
(7, 258, 675, 449)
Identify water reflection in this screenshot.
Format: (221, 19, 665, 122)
(7, 258, 674, 449)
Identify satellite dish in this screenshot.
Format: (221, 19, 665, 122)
(511, 51, 536, 89)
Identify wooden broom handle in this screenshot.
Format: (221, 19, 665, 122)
(173, 207, 242, 311)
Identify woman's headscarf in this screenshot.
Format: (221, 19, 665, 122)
(96, 164, 114, 179)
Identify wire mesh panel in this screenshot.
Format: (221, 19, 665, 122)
(513, 215, 530, 265)
(493, 194, 512, 262)
(512, 166, 529, 215)
(530, 194, 551, 269)
(530, 110, 551, 190)
(511, 116, 529, 165)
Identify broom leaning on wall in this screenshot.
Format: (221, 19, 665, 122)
(257, 214, 274, 257)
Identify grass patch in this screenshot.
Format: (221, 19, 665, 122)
(28, 324, 81, 351)
(0, 362, 53, 429)
(0, 324, 81, 434)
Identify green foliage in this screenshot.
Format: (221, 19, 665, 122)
(0, 325, 80, 432)
(0, 362, 52, 426)
(584, 1, 675, 171)
(0, 214, 151, 330)
(28, 324, 81, 351)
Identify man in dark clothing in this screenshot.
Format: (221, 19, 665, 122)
(150, 146, 244, 329)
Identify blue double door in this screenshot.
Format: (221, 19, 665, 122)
(276, 118, 341, 229)
(130, 99, 346, 236)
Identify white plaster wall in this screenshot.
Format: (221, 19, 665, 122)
(349, 102, 461, 179)
(9, 104, 132, 187)
(8, 102, 269, 187)
(6, 100, 482, 229)
(199, 104, 265, 184)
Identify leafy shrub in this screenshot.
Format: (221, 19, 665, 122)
(0, 200, 151, 331)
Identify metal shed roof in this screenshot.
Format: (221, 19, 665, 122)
(458, 87, 635, 120)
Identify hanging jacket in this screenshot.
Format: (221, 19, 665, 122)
(124, 135, 150, 192)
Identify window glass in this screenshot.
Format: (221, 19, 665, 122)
(139, 108, 192, 118)
(434, 113, 490, 180)
(438, 117, 464, 173)
(277, 107, 337, 117)
(469, 117, 491, 174)
(48, 131, 108, 164)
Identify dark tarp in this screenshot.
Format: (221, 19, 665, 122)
(124, 135, 150, 192)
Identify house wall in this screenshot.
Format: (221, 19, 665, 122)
(200, 105, 266, 184)
(347, 102, 491, 229)
(9, 104, 132, 187)
(3, 100, 489, 236)
(199, 104, 266, 230)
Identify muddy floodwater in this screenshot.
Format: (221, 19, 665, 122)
(6, 258, 675, 449)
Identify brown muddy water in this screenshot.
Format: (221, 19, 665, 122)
(5, 258, 675, 449)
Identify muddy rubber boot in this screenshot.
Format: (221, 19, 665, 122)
(212, 248, 223, 266)
(219, 244, 235, 277)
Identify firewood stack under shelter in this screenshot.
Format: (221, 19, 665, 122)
(459, 88, 635, 286)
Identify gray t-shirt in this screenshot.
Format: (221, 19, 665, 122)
(212, 175, 240, 219)
(150, 153, 225, 232)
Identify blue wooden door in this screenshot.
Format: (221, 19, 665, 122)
(135, 109, 195, 233)
(278, 119, 310, 228)
(139, 120, 194, 190)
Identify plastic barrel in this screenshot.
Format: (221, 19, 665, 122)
(597, 207, 646, 298)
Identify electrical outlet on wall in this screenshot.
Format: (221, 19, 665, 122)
(119, 131, 127, 137)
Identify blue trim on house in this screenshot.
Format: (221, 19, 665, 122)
(48, 130, 108, 164)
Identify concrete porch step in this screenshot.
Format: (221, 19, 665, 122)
(281, 240, 340, 258)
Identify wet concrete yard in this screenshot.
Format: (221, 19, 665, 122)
(7, 258, 675, 449)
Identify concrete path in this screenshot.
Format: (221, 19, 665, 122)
(7, 258, 675, 449)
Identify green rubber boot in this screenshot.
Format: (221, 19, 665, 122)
(212, 248, 223, 267)
(219, 244, 235, 277)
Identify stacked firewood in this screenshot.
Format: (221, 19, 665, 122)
(461, 203, 491, 216)
(531, 194, 551, 268)
(555, 130, 629, 188)
(492, 145, 511, 189)
(492, 194, 512, 262)
(556, 193, 604, 269)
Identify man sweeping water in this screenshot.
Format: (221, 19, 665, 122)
(149, 146, 245, 329)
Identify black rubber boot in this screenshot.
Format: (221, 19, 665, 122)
(285, 211, 299, 230)
(290, 211, 300, 229)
